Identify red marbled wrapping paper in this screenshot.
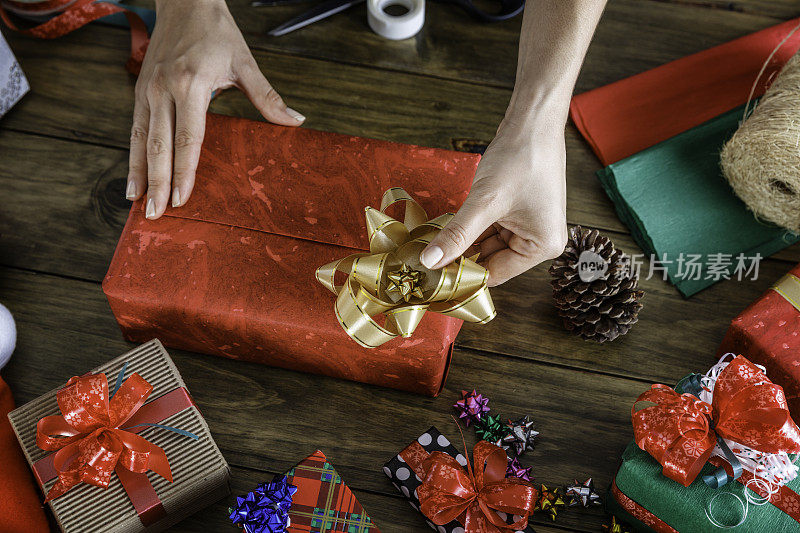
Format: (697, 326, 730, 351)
(103, 114, 480, 396)
(718, 263, 800, 420)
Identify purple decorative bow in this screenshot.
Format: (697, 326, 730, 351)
(229, 475, 297, 533)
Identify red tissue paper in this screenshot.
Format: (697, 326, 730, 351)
(104, 114, 480, 396)
(570, 17, 800, 166)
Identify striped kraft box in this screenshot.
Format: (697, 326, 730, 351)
(7, 339, 230, 532)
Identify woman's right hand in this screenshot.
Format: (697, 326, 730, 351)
(127, 0, 305, 219)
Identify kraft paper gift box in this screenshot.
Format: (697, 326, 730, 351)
(7, 339, 231, 533)
(103, 114, 480, 396)
(384, 426, 535, 532)
(718, 263, 800, 421)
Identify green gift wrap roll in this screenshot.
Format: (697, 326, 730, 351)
(597, 105, 798, 298)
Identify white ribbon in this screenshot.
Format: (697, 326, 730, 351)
(697, 353, 799, 489)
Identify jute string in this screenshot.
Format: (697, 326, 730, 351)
(721, 21, 800, 233)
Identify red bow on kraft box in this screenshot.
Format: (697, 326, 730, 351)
(632, 355, 800, 487)
(32, 366, 197, 525)
(418, 440, 537, 532)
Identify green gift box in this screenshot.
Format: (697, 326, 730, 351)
(611, 364, 800, 533)
(608, 443, 800, 532)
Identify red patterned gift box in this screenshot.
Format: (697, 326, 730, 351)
(7, 339, 231, 532)
(103, 113, 480, 396)
(718, 264, 800, 420)
(283, 450, 379, 532)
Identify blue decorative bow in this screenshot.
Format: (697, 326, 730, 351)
(229, 475, 297, 533)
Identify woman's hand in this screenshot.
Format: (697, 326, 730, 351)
(419, 0, 606, 286)
(419, 115, 568, 286)
(127, 0, 304, 219)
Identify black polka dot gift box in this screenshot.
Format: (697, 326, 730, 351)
(383, 426, 534, 532)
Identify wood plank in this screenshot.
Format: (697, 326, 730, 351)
(160, 0, 787, 90)
(656, 0, 800, 19)
(4, 27, 800, 263)
(0, 265, 622, 531)
(0, 127, 794, 384)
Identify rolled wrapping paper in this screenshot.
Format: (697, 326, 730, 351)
(367, 0, 424, 40)
(316, 187, 495, 348)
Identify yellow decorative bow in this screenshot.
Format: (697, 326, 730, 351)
(316, 188, 496, 348)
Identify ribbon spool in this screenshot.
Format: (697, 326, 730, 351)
(367, 0, 424, 40)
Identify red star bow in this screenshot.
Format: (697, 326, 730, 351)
(417, 439, 538, 532)
(36, 371, 173, 501)
(632, 355, 800, 487)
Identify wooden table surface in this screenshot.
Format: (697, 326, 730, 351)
(2, 1, 800, 531)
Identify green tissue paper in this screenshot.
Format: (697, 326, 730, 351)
(597, 105, 798, 297)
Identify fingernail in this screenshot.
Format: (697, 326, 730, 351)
(286, 107, 305, 122)
(126, 180, 137, 200)
(145, 198, 157, 219)
(172, 187, 181, 207)
(420, 245, 443, 269)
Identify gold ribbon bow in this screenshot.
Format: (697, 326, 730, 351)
(316, 188, 496, 348)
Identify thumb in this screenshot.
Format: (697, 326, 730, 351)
(420, 195, 495, 270)
(237, 61, 305, 126)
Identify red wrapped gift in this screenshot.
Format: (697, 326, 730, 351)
(718, 264, 800, 419)
(103, 114, 480, 396)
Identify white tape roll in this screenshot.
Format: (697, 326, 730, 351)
(367, 0, 425, 40)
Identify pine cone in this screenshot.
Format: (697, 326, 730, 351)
(549, 226, 644, 343)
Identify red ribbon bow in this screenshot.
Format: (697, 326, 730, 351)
(417, 440, 538, 532)
(632, 355, 800, 487)
(36, 372, 172, 501)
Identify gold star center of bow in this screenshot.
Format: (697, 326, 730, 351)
(386, 264, 426, 302)
(315, 188, 497, 348)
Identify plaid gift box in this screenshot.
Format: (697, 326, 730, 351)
(384, 426, 534, 533)
(285, 450, 379, 532)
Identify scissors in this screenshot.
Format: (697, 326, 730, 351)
(256, 0, 525, 37)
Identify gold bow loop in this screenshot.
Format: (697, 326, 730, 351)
(316, 187, 496, 348)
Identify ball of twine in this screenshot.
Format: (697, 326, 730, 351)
(721, 51, 800, 234)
